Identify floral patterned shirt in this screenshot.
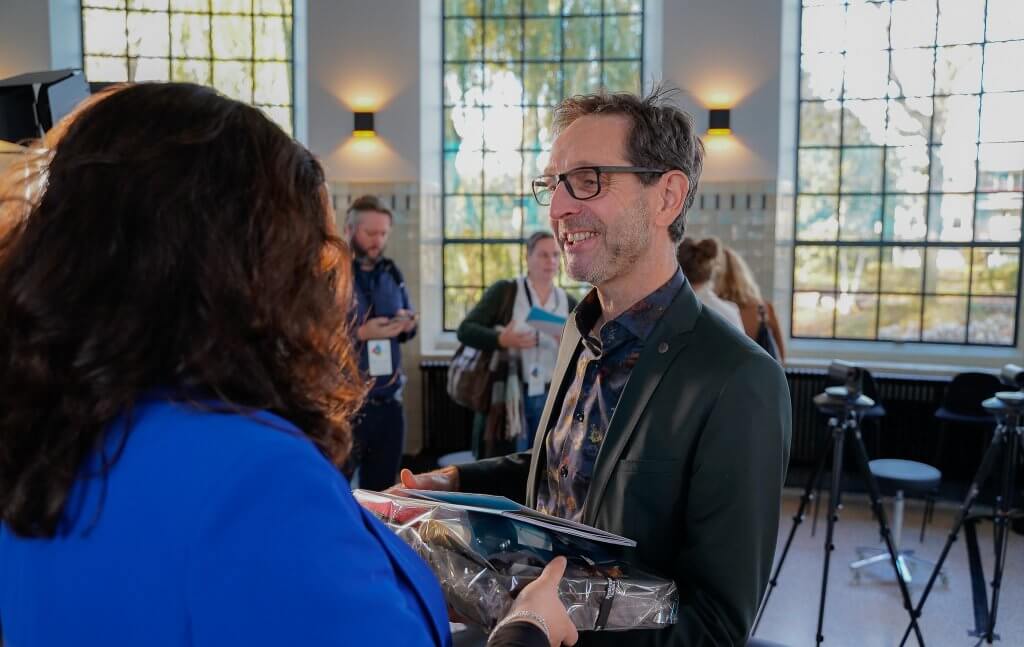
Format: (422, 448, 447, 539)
(535, 270, 685, 522)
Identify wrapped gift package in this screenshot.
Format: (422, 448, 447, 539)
(354, 488, 678, 632)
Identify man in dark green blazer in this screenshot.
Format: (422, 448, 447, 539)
(404, 89, 791, 646)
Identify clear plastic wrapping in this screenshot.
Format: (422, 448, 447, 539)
(355, 489, 678, 632)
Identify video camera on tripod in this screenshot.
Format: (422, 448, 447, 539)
(815, 360, 874, 415)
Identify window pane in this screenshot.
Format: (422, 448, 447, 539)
(885, 98, 931, 147)
(883, 194, 928, 241)
(172, 0, 210, 9)
(171, 58, 212, 84)
(484, 18, 521, 60)
(446, 18, 482, 60)
(524, 0, 556, 12)
(980, 92, 1024, 142)
(486, 0, 522, 16)
(253, 62, 290, 104)
(835, 293, 878, 339)
(885, 146, 930, 193)
(844, 50, 889, 99)
(563, 17, 602, 59)
(802, 5, 846, 53)
(842, 99, 886, 145)
(604, 15, 642, 58)
(255, 0, 289, 12)
(85, 56, 129, 82)
(792, 291, 835, 337)
(444, 64, 485, 106)
(794, 245, 837, 291)
(972, 247, 1020, 295)
(800, 101, 841, 146)
(524, 63, 560, 105)
(211, 15, 253, 59)
(927, 193, 974, 242)
(881, 247, 924, 293)
(936, 0, 985, 46)
(934, 45, 983, 94)
(925, 247, 970, 294)
(890, 47, 934, 97)
(930, 143, 978, 192)
(212, 61, 253, 102)
(801, 53, 844, 100)
(445, 196, 483, 238)
(446, 0, 482, 15)
(605, 0, 641, 12)
(445, 287, 483, 331)
(562, 0, 601, 15)
(523, 108, 554, 150)
(482, 195, 523, 238)
(975, 193, 1023, 242)
(563, 61, 601, 96)
(483, 243, 524, 284)
(845, 2, 890, 51)
(839, 195, 883, 241)
(255, 16, 290, 60)
(131, 57, 170, 81)
(83, 9, 128, 56)
(130, 0, 169, 8)
(986, 0, 1024, 42)
(838, 246, 879, 293)
(798, 149, 839, 193)
(922, 295, 968, 342)
(878, 294, 922, 340)
(603, 62, 641, 94)
(523, 18, 560, 61)
(446, 150, 484, 193)
(212, 0, 252, 13)
(259, 105, 290, 134)
(796, 196, 839, 241)
(86, 0, 126, 7)
(983, 42, 1024, 92)
(978, 143, 1024, 193)
(932, 95, 980, 146)
(841, 147, 884, 193)
(890, 0, 936, 48)
(127, 11, 170, 57)
(444, 244, 484, 286)
(968, 297, 1015, 345)
(171, 13, 211, 58)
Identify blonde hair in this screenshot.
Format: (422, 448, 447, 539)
(715, 246, 762, 306)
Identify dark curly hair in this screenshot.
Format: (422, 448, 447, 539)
(0, 83, 365, 538)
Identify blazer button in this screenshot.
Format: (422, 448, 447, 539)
(658, 341, 669, 353)
(575, 412, 584, 422)
(559, 465, 569, 478)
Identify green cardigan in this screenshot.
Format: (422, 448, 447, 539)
(456, 279, 579, 351)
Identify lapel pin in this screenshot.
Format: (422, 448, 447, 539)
(658, 342, 669, 354)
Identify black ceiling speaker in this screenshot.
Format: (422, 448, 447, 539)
(0, 69, 90, 143)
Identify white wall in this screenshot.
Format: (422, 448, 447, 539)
(663, 0, 784, 183)
(0, 0, 52, 79)
(306, 0, 420, 182)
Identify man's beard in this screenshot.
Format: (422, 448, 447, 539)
(351, 238, 383, 263)
(566, 199, 651, 286)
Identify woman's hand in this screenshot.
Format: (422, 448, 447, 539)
(501, 556, 578, 647)
(498, 325, 538, 349)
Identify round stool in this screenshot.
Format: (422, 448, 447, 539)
(850, 459, 944, 584)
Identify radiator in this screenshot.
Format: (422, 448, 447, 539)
(419, 362, 985, 485)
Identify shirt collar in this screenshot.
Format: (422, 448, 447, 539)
(574, 269, 685, 353)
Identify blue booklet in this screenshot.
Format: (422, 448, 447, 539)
(525, 306, 568, 339)
(398, 489, 636, 547)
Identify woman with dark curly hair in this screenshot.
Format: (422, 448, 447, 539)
(0, 83, 576, 647)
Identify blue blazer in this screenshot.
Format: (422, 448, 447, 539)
(0, 398, 452, 647)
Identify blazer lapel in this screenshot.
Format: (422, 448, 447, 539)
(526, 319, 582, 507)
(580, 281, 703, 525)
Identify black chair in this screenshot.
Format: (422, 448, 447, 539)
(933, 371, 1002, 473)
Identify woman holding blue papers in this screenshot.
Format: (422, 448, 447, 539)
(458, 232, 578, 457)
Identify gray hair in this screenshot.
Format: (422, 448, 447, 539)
(552, 86, 704, 242)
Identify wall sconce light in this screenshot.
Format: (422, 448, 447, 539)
(353, 111, 375, 138)
(707, 108, 731, 136)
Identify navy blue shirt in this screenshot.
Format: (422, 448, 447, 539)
(535, 270, 685, 521)
(352, 257, 416, 399)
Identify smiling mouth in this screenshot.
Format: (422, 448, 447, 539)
(561, 231, 598, 248)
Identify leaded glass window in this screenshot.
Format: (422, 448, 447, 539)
(81, 0, 294, 134)
(442, 0, 644, 330)
(794, 0, 1023, 346)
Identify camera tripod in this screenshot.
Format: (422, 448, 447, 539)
(752, 386, 925, 646)
(898, 390, 1023, 647)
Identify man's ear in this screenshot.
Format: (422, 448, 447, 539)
(652, 170, 688, 229)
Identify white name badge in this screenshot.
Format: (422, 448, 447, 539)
(526, 363, 545, 397)
(367, 339, 393, 377)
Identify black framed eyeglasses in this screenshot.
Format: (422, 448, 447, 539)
(531, 166, 667, 206)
